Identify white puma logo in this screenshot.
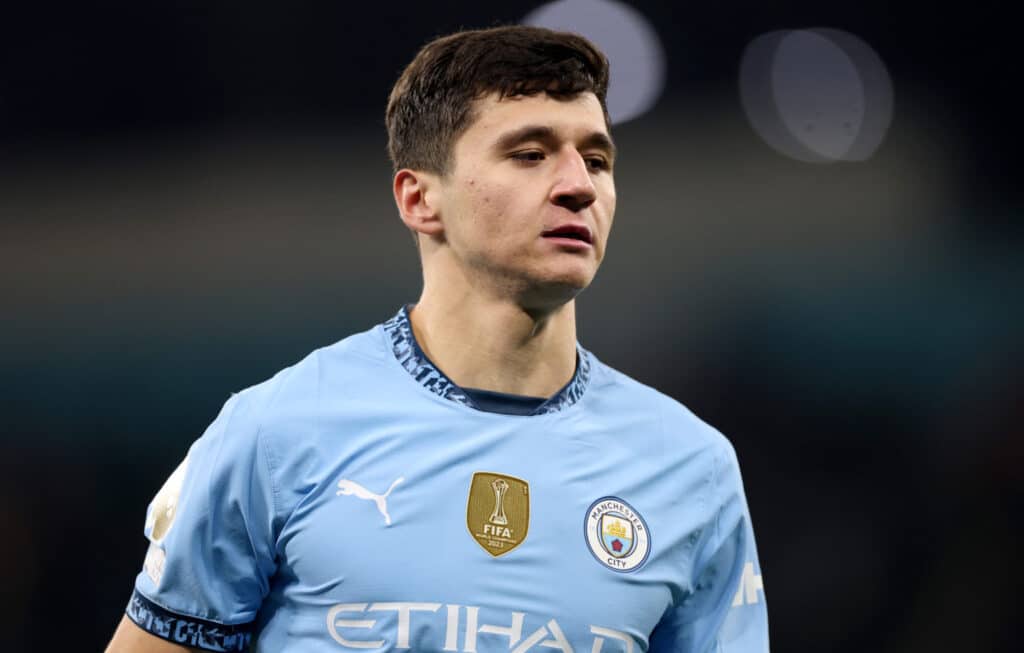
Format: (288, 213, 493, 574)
(336, 477, 405, 526)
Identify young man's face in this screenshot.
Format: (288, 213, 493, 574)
(435, 91, 616, 309)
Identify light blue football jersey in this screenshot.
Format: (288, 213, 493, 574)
(127, 306, 768, 652)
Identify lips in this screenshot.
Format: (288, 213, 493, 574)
(542, 224, 593, 244)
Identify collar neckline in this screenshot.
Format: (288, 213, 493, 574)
(382, 305, 591, 415)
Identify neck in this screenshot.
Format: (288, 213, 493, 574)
(408, 286, 578, 398)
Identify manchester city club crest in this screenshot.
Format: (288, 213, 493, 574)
(584, 497, 651, 572)
(600, 513, 635, 558)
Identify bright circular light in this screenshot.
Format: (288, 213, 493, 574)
(524, 0, 666, 124)
(773, 30, 865, 161)
(740, 28, 893, 162)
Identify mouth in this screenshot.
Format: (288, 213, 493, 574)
(542, 224, 593, 245)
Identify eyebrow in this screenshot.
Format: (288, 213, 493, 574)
(493, 124, 617, 162)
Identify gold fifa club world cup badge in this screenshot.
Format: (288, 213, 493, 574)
(467, 472, 529, 557)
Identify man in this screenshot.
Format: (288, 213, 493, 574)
(106, 25, 768, 653)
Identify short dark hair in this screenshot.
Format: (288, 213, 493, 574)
(386, 25, 610, 175)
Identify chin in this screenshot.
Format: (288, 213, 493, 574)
(516, 273, 593, 311)
(548, 264, 597, 292)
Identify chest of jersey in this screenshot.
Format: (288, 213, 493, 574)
(254, 397, 701, 652)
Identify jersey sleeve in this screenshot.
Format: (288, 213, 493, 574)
(125, 392, 280, 652)
(650, 440, 769, 653)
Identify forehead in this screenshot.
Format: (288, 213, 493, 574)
(459, 92, 610, 148)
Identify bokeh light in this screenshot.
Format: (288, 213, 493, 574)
(523, 0, 666, 124)
(740, 28, 893, 163)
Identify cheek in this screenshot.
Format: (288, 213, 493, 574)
(598, 185, 617, 229)
(446, 173, 538, 258)
(444, 182, 506, 255)
(465, 181, 520, 231)
(603, 177, 617, 208)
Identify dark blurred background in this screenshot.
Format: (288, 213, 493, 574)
(1, 1, 1020, 651)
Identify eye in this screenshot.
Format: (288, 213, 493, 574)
(510, 150, 545, 164)
(585, 156, 610, 172)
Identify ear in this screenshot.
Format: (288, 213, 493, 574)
(393, 169, 444, 238)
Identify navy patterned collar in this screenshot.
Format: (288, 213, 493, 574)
(383, 305, 592, 415)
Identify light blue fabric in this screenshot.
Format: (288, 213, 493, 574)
(130, 307, 768, 652)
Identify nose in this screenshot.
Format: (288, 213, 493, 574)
(550, 150, 597, 213)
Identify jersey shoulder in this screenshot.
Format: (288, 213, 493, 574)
(214, 323, 390, 446)
(586, 352, 736, 457)
(253, 321, 390, 399)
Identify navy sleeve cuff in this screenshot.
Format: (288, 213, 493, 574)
(126, 589, 254, 652)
